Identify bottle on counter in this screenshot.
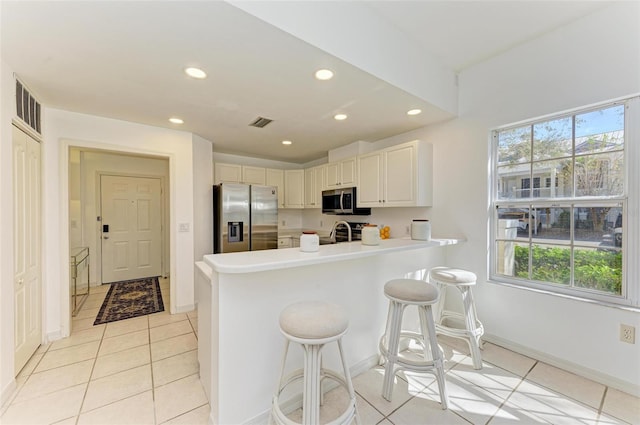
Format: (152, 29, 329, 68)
(300, 231, 319, 252)
(362, 224, 380, 246)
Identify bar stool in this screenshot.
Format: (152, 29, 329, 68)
(429, 267, 484, 370)
(271, 301, 360, 425)
(379, 279, 448, 409)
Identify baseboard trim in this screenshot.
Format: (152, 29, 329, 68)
(242, 354, 379, 425)
(1, 379, 17, 414)
(484, 333, 640, 397)
(174, 304, 196, 314)
(46, 330, 64, 344)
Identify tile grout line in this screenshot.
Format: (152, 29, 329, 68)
(75, 317, 107, 424)
(484, 360, 539, 425)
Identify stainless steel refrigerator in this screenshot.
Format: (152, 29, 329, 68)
(213, 183, 278, 253)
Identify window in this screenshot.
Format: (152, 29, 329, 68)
(491, 98, 638, 306)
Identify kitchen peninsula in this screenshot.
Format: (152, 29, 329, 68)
(195, 237, 461, 424)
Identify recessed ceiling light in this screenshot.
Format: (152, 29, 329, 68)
(407, 109, 422, 116)
(282, 140, 292, 145)
(169, 117, 184, 124)
(334, 114, 347, 121)
(184, 67, 207, 79)
(315, 69, 334, 80)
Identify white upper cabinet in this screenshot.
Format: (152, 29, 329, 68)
(266, 168, 285, 208)
(214, 163, 266, 185)
(214, 163, 242, 184)
(357, 140, 432, 207)
(325, 157, 356, 189)
(242, 166, 266, 185)
(284, 169, 305, 209)
(304, 165, 324, 208)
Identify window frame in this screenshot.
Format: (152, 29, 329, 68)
(489, 96, 639, 308)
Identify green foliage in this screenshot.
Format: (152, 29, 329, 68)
(513, 245, 621, 294)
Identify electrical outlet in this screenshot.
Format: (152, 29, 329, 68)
(281, 220, 286, 227)
(620, 324, 636, 344)
(320, 220, 323, 227)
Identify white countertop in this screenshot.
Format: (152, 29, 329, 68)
(203, 237, 461, 274)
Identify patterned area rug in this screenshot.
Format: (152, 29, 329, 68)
(94, 276, 164, 325)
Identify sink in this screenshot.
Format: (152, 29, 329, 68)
(318, 236, 336, 245)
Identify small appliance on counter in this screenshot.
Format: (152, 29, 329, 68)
(300, 231, 319, 252)
(213, 183, 278, 253)
(411, 219, 431, 241)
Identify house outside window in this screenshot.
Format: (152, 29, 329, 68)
(490, 98, 638, 307)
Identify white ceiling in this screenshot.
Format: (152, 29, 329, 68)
(1, 1, 612, 163)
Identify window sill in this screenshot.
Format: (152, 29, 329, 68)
(486, 278, 640, 313)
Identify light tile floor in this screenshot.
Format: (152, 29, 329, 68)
(1, 278, 639, 424)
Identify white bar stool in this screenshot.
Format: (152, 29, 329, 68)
(429, 267, 485, 369)
(379, 279, 448, 409)
(271, 301, 360, 425)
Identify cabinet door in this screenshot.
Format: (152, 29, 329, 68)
(284, 170, 304, 208)
(384, 143, 416, 206)
(304, 166, 324, 208)
(266, 168, 285, 208)
(242, 166, 266, 185)
(357, 152, 384, 207)
(325, 162, 340, 188)
(214, 163, 241, 184)
(340, 157, 357, 187)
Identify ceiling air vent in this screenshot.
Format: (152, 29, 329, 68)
(249, 116, 273, 128)
(15, 78, 42, 135)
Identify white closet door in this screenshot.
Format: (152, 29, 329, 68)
(13, 125, 42, 375)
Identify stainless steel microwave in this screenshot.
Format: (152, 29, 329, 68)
(321, 187, 371, 215)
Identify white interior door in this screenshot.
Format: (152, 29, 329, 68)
(100, 175, 162, 283)
(13, 125, 42, 375)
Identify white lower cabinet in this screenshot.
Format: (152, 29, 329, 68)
(278, 237, 292, 249)
(357, 140, 432, 207)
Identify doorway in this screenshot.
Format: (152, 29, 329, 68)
(100, 175, 162, 283)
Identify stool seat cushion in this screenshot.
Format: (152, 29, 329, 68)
(279, 301, 348, 339)
(384, 279, 439, 303)
(429, 267, 477, 285)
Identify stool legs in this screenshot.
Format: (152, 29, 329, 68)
(460, 286, 483, 370)
(435, 283, 484, 370)
(302, 343, 323, 424)
(418, 305, 448, 409)
(382, 300, 404, 401)
(381, 300, 448, 409)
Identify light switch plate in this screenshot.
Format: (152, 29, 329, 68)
(179, 223, 190, 232)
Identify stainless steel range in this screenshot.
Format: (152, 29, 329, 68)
(334, 222, 368, 242)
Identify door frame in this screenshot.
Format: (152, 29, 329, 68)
(96, 172, 167, 284)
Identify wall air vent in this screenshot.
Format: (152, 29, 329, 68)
(15, 78, 42, 135)
(249, 116, 273, 128)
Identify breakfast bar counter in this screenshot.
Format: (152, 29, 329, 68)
(196, 238, 461, 424)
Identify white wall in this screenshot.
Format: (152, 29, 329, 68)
(391, 3, 640, 394)
(0, 58, 17, 405)
(44, 109, 210, 341)
(73, 150, 170, 285)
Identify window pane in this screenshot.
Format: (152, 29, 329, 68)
(496, 241, 529, 278)
(533, 159, 572, 199)
(574, 206, 622, 246)
(533, 117, 572, 160)
(498, 126, 531, 165)
(574, 246, 622, 295)
(531, 244, 571, 285)
(575, 105, 624, 155)
(574, 152, 624, 197)
(497, 164, 531, 200)
(532, 206, 571, 243)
